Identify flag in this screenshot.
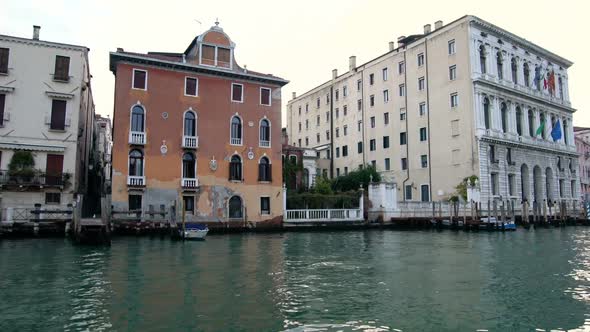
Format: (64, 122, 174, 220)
(551, 119, 562, 141)
(535, 118, 545, 137)
(547, 70, 556, 96)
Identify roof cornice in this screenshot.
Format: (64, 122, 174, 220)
(109, 52, 288, 86)
(0, 34, 88, 52)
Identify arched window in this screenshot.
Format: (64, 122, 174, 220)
(229, 155, 242, 181)
(516, 106, 523, 136)
(131, 105, 145, 132)
(259, 119, 270, 147)
(528, 109, 535, 137)
(258, 156, 271, 182)
(511, 58, 518, 83)
(496, 51, 503, 79)
(563, 119, 569, 144)
(184, 111, 196, 137)
(500, 102, 507, 133)
(479, 45, 487, 74)
(182, 152, 196, 178)
(230, 116, 242, 145)
(534, 66, 541, 90)
(558, 76, 564, 101)
(228, 196, 243, 219)
(523, 62, 530, 87)
(483, 97, 491, 130)
(539, 113, 546, 139)
(129, 149, 144, 176)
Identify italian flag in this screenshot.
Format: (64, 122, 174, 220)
(536, 119, 545, 137)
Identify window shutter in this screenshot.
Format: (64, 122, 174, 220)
(54, 56, 70, 80)
(0, 48, 9, 74)
(268, 165, 272, 182)
(185, 78, 197, 95)
(50, 100, 66, 130)
(133, 70, 146, 89)
(258, 163, 263, 181)
(0, 94, 4, 125)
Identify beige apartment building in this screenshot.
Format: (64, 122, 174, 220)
(287, 15, 577, 207)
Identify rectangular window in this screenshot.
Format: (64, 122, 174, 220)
(398, 61, 405, 74)
(419, 102, 426, 116)
(306, 104, 309, 113)
(336, 108, 339, 118)
(369, 73, 374, 85)
(183, 196, 195, 213)
(358, 141, 363, 153)
(370, 139, 376, 151)
(450, 93, 458, 107)
(305, 120, 309, 130)
(336, 127, 339, 138)
(385, 158, 391, 171)
(507, 148, 513, 165)
(317, 98, 320, 108)
(489, 145, 497, 163)
(371, 160, 377, 169)
(417, 53, 425, 66)
(452, 149, 460, 165)
(342, 145, 348, 157)
(384, 112, 389, 125)
(343, 125, 348, 136)
(382, 68, 388, 81)
(201, 45, 216, 62)
(508, 174, 515, 196)
(400, 132, 407, 145)
(129, 195, 142, 210)
(260, 197, 270, 215)
(305, 137, 309, 146)
(405, 185, 412, 200)
(419, 127, 427, 141)
(449, 65, 457, 80)
(491, 173, 499, 196)
(421, 185, 430, 202)
(0, 48, 9, 74)
(132, 69, 147, 90)
(448, 40, 456, 55)
(0, 94, 5, 127)
(343, 86, 348, 97)
(217, 47, 231, 66)
(260, 87, 271, 106)
(370, 95, 375, 107)
(298, 106, 301, 115)
(399, 84, 405, 97)
(383, 90, 389, 103)
(383, 136, 390, 149)
(50, 99, 66, 130)
(316, 133, 320, 143)
(298, 139, 301, 147)
(357, 99, 362, 111)
(418, 77, 425, 91)
(326, 130, 330, 140)
(357, 120, 362, 132)
(335, 89, 339, 101)
(421, 155, 428, 168)
(357, 79, 362, 91)
(400, 108, 406, 121)
(298, 122, 301, 132)
(316, 115, 320, 126)
(401, 158, 408, 170)
(451, 119, 460, 136)
(343, 105, 347, 116)
(54, 55, 70, 81)
(45, 192, 61, 204)
(231, 83, 244, 102)
(336, 168, 340, 177)
(185, 77, 198, 96)
(326, 111, 329, 122)
(370, 116, 375, 128)
(326, 94, 330, 105)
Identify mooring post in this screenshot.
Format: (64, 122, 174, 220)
(493, 200, 498, 222)
(33, 203, 41, 236)
(501, 201, 506, 223)
(359, 186, 365, 223)
(543, 199, 548, 224)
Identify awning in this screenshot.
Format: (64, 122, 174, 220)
(0, 142, 65, 152)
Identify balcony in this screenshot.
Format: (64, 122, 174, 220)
(259, 140, 270, 148)
(127, 176, 145, 187)
(0, 170, 70, 188)
(182, 135, 199, 149)
(129, 131, 146, 145)
(181, 178, 199, 189)
(230, 138, 242, 145)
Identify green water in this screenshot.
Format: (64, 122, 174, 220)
(1, 229, 590, 331)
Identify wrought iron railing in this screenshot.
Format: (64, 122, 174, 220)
(0, 170, 70, 187)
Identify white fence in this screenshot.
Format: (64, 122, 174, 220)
(285, 209, 363, 223)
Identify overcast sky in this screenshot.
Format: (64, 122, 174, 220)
(2, 0, 588, 127)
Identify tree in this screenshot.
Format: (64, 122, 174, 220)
(331, 165, 381, 192)
(8, 150, 35, 177)
(282, 156, 302, 191)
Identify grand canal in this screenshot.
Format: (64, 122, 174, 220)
(2, 228, 590, 331)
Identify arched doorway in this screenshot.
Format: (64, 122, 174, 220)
(545, 167, 554, 202)
(520, 164, 530, 201)
(533, 166, 543, 203)
(228, 196, 243, 219)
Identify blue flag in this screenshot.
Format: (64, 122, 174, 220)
(551, 119, 562, 141)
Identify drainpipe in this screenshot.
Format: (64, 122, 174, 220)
(401, 51, 410, 201)
(361, 70, 366, 167)
(425, 38, 433, 201)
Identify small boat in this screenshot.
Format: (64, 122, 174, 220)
(480, 217, 516, 231)
(182, 223, 209, 240)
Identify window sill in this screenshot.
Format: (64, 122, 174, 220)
(229, 180, 243, 183)
(48, 129, 67, 133)
(131, 87, 147, 91)
(52, 77, 71, 83)
(184, 93, 199, 98)
(0, 71, 8, 76)
(231, 100, 244, 103)
(258, 181, 272, 184)
(261, 212, 270, 216)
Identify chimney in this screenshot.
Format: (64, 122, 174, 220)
(332, 69, 338, 79)
(397, 35, 406, 47)
(349, 56, 356, 71)
(292, 92, 297, 99)
(116, 47, 124, 52)
(424, 24, 431, 34)
(33, 25, 40, 40)
(434, 20, 443, 30)
(389, 41, 395, 51)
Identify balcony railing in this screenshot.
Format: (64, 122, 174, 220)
(181, 178, 199, 189)
(0, 170, 70, 187)
(127, 176, 145, 186)
(230, 137, 242, 145)
(129, 131, 146, 145)
(259, 140, 270, 148)
(182, 135, 199, 149)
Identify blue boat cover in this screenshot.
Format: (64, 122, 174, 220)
(185, 223, 208, 230)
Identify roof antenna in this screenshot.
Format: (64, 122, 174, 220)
(215, 18, 220, 26)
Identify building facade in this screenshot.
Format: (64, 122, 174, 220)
(287, 15, 577, 209)
(281, 128, 328, 190)
(0, 26, 95, 212)
(574, 127, 590, 201)
(110, 22, 288, 225)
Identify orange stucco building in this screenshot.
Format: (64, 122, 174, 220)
(109, 22, 288, 225)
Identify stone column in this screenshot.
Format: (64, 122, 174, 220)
(492, 97, 501, 132)
(517, 57, 525, 86)
(488, 46, 497, 78)
(509, 102, 517, 134)
(474, 92, 483, 129)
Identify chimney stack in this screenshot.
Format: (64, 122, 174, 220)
(389, 41, 395, 51)
(424, 24, 431, 34)
(292, 92, 297, 99)
(434, 20, 443, 30)
(397, 36, 406, 47)
(33, 25, 40, 40)
(349, 56, 356, 71)
(332, 69, 338, 79)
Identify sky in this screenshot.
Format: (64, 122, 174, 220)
(2, 0, 588, 127)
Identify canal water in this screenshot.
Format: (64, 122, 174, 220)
(1, 229, 590, 331)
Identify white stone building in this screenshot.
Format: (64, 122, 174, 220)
(287, 15, 578, 211)
(574, 127, 590, 202)
(0, 26, 95, 211)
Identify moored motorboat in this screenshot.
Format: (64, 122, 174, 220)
(480, 217, 516, 231)
(183, 223, 209, 240)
